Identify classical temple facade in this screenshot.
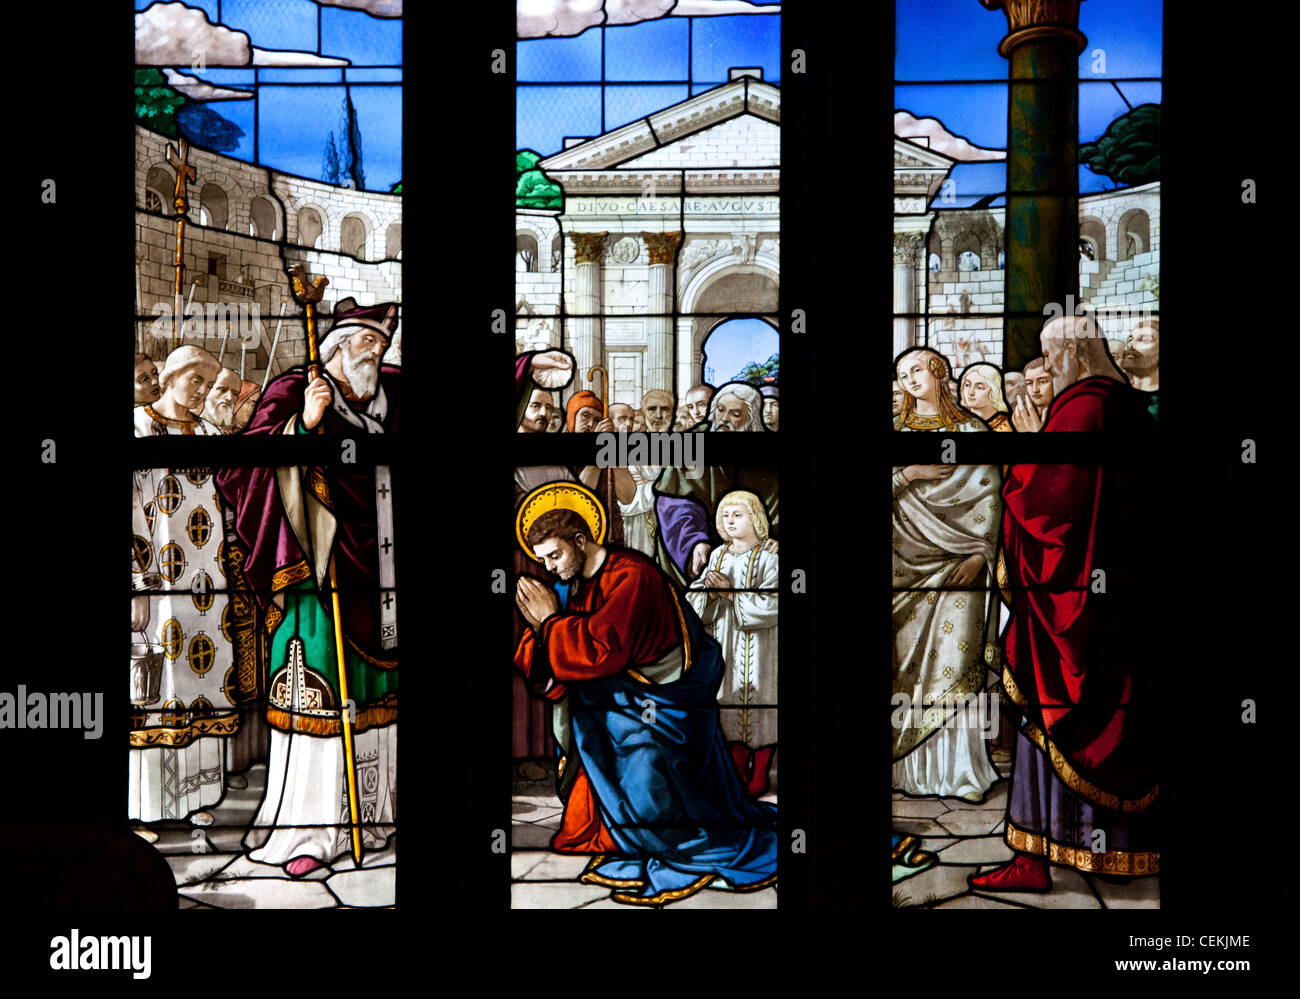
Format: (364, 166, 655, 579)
(515, 69, 779, 408)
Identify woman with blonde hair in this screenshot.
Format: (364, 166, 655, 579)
(960, 362, 1012, 432)
(893, 347, 986, 432)
(686, 489, 779, 794)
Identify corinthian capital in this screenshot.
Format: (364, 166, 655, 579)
(893, 232, 923, 265)
(979, 0, 1086, 58)
(641, 231, 683, 266)
(571, 231, 609, 264)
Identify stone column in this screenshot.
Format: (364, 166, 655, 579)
(893, 232, 923, 360)
(569, 232, 608, 407)
(980, 0, 1086, 370)
(642, 231, 682, 395)
(675, 316, 695, 396)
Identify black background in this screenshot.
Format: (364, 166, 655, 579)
(0, 0, 1280, 977)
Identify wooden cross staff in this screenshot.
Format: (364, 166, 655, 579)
(165, 139, 196, 352)
(289, 265, 364, 866)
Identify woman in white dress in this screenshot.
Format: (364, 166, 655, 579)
(892, 458, 1002, 803)
(686, 490, 778, 760)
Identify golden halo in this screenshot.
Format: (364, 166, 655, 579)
(516, 482, 607, 560)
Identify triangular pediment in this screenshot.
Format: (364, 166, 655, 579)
(894, 137, 955, 172)
(539, 77, 780, 173)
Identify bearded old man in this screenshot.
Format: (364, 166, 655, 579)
(215, 298, 400, 875)
(975, 314, 1158, 892)
(201, 367, 242, 432)
(708, 383, 764, 432)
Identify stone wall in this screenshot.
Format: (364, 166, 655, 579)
(897, 183, 1160, 375)
(136, 126, 402, 379)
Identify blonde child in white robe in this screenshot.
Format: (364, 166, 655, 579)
(686, 490, 778, 765)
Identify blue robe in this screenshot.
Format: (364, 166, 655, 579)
(543, 554, 778, 900)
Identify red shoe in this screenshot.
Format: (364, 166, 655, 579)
(969, 854, 1051, 892)
(285, 856, 325, 877)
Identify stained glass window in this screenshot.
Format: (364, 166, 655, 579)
(131, 0, 401, 908)
(892, 0, 1162, 912)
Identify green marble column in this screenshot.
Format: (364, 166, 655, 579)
(981, 1, 1087, 372)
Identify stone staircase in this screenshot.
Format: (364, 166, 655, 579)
(1081, 251, 1158, 307)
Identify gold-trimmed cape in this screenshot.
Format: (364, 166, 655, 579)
(1001, 663, 1158, 814)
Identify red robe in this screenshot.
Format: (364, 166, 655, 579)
(1001, 377, 1157, 806)
(514, 549, 683, 852)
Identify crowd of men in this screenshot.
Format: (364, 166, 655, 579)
(520, 373, 780, 434)
(134, 347, 263, 435)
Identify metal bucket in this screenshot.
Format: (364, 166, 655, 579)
(130, 639, 164, 706)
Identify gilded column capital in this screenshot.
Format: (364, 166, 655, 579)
(979, 0, 1086, 58)
(641, 231, 683, 266)
(571, 231, 609, 264)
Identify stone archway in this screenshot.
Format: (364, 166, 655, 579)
(681, 265, 779, 389)
(1118, 209, 1150, 261)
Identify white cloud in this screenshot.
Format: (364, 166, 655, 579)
(518, 0, 779, 39)
(894, 111, 1005, 162)
(137, 2, 351, 67)
(316, 0, 403, 15)
(251, 48, 349, 67)
(162, 69, 253, 101)
(137, 2, 249, 65)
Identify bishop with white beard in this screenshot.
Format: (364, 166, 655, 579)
(215, 298, 400, 876)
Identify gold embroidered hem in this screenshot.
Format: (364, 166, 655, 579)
(1006, 821, 1159, 876)
(129, 713, 239, 748)
(267, 693, 397, 735)
(893, 658, 986, 760)
(308, 468, 332, 507)
(345, 635, 398, 670)
(1001, 665, 1158, 814)
(271, 560, 313, 592)
(579, 855, 646, 889)
(612, 873, 715, 905)
(265, 601, 284, 634)
(728, 872, 779, 893)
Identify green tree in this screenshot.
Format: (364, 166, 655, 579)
(322, 131, 341, 185)
(516, 150, 562, 210)
(732, 353, 780, 385)
(340, 93, 366, 190)
(1080, 104, 1160, 187)
(135, 68, 186, 138)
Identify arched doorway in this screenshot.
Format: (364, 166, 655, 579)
(340, 213, 369, 259)
(681, 264, 779, 390)
(1118, 209, 1150, 261)
(298, 207, 323, 248)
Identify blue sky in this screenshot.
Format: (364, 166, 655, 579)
(135, 1, 402, 191)
(894, 0, 1161, 194)
(517, 13, 781, 156)
(702, 318, 779, 384)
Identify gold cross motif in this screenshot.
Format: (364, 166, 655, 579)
(165, 139, 197, 213)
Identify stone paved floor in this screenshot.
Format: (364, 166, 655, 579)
(511, 793, 778, 909)
(892, 752, 1159, 910)
(137, 764, 396, 909)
